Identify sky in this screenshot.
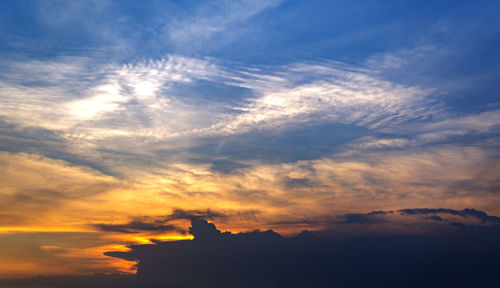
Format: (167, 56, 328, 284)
(0, 0, 500, 284)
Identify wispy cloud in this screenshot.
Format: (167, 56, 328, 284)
(167, 0, 283, 49)
(2, 52, 499, 179)
(1, 51, 499, 235)
(213, 62, 437, 135)
(0, 55, 437, 143)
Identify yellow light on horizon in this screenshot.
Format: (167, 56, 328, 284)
(130, 234, 194, 244)
(0, 226, 92, 233)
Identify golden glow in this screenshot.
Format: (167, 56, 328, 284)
(132, 234, 194, 244)
(0, 227, 90, 233)
(1, 147, 500, 278)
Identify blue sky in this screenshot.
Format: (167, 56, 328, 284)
(0, 0, 500, 278)
(0, 0, 499, 208)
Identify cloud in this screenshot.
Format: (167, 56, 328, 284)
(3, 209, 500, 287)
(93, 221, 181, 234)
(0, 152, 119, 226)
(0, 231, 126, 279)
(92, 208, 260, 235)
(332, 208, 500, 232)
(117, 144, 500, 228)
(399, 208, 500, 224)
(0, 54, 437, 141)
(425, 215, 443, 221)
(0, 53, 452, 186)
(6, 51, 498, 184)
(2, 140, 499, 252)
(165, 209, 232, 221)
(1, 1, 500, 284)
(342, 213, 385, 224)
(166, 0, 283, 49)
(102, 217, 500, 287)
(341, 210, 394, 224)
(211, 62, 436, 135)
(0, 55, 220, 131)
(350, 136, 411, 149)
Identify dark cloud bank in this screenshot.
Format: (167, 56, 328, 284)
(2, 208, 500, 288)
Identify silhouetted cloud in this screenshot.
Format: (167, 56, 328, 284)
(161, 208, 260, 223)
(4, 210, 500, 287)
(342, 210, 394, 224)
(342, 213, 385, 224)
(399, 208, 500, 224)
(425, 215, 444, 221)
(339, 208, 500, 229)
(166, 209, 229, 221)
(102, 214, 500, 287)
(92, 208, 260, 234)
(367, 210, 394, 215)
(93, 221, 181, 234)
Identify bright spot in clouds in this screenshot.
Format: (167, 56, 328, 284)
(68, 84, 125, 119)
(134, 81, 157, 99)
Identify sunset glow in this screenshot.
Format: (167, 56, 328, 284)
(1, 1, 499, 287)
